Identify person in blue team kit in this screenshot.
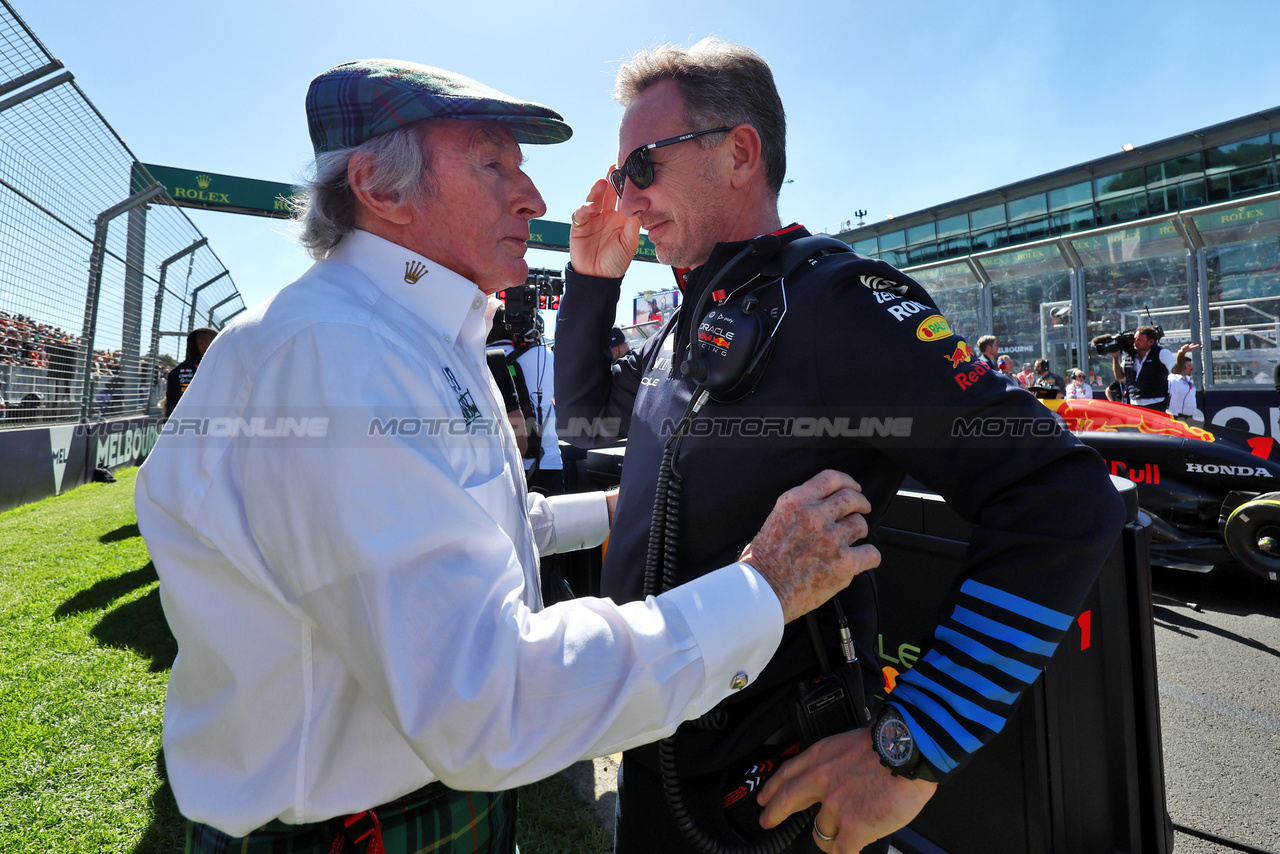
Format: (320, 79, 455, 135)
(556, 38, 1125, 854)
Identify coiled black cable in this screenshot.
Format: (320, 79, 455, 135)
(644, 387, 814, 854)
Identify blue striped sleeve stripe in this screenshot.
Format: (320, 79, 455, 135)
(952, 606, 1057, 657)
(896, 668, 1008, 733)
(922, 651, 1020, 705)
(891, 702, 958, 774)
(935, 625, 1040, 684)
(890, 682, 983, 755)
(961, 579, 1073, 630)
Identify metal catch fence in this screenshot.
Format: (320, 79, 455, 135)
(0, 0, 244, 429)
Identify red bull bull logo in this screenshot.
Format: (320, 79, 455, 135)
(944, 341, 975, 368)
(698, 330, 732, 351)
(1042, 399, 1216, 442)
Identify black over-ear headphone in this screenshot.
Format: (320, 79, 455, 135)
(679, 235, 853, 401)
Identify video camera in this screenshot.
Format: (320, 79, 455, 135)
(1092, 304, 1164, 357)
(496, 268, 563, 335)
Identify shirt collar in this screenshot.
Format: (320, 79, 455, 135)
(327, 229, 487, 343)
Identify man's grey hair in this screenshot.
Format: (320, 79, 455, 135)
(614, 38, 787, 196)
(291, 121, 435, 260)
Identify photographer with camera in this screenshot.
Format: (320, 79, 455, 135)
(1106, 325, 1197, 412)
(492, 272, 563, 494)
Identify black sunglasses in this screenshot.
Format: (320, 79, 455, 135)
(608, 127, 732, 197)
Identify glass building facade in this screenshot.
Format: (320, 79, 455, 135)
(838, 111, 1280, 420)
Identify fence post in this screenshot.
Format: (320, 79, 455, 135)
(206, 292, 240, 327)
(186, 271, 228, 333)
(148, 237, 207, 392)
(79, 182, 166, 421)
(120, 204, 149, 415)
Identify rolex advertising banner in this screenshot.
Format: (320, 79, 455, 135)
(135, 163, 298, 218)
(0, 416, 161, 513)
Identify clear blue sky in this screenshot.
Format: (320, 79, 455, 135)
(20, 0, 1280, 330)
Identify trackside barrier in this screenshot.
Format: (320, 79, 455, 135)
(0, 414, 161, 512)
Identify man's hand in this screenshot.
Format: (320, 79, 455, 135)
(738, 470, 880, 624)
(1177, 342, 1201, 357)
(568, 176, 641, 279)
(757, 729, 937, 852)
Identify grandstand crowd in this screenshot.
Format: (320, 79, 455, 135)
(0, 309, 172, 423)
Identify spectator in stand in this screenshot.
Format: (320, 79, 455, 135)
(1167, 356, 1197, 421)
(165, 327, 217, 417)
(1017, 361, 1035, 387)
(1065, 370, 1094, 399)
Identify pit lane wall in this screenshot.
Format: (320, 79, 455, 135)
(0, 415, 161, 513)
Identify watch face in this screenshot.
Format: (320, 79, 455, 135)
(874, 711, 915, 768)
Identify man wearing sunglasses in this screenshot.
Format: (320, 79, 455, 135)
(555, 39, 1124, 853)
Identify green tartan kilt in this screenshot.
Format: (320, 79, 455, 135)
(185, 787, 516, 854)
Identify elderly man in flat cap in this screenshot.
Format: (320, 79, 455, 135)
(135, 59, 879, 853)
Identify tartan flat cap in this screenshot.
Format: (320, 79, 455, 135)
(306, 59, 572, 155)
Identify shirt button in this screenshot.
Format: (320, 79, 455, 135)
(443, 334, 452, 344)
(472, 297, 484, 310)
(730, 672, 749, 691)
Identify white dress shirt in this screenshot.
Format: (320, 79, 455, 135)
(498, 341, 561, 471)
(135, 230, 784, 836)
(1167, 372, 1196, 417)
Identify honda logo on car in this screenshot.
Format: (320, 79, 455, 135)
(1185, 462, 1272, 477)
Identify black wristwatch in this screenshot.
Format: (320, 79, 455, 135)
(872, 705, 938, 783)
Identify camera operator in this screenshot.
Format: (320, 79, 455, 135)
(491, 308, 562, 494)
(1110, 326, 1196, 412)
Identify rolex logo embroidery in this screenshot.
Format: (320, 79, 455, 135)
(405, 261, 428, 284)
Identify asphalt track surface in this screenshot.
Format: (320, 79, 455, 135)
(1151, 563, 1280, 854)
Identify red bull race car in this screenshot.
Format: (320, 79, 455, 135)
(1042, 398, 1280, 582)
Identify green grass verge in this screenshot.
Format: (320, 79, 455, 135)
(0, 467, 607, 853)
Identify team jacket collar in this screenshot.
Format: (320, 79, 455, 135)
(673, 223, 809, 292)
(328, 229, 487, 345)
(677, 223, 810, 294)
